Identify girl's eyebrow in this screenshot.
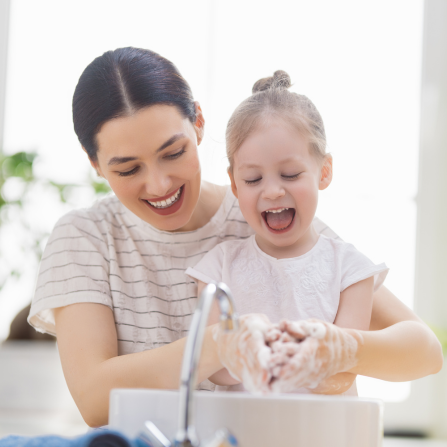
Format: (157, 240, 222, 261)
(107, 133, 186, 166)
(238, 162, 260, 169)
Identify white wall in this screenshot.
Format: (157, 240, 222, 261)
(1, 0, 424, 406)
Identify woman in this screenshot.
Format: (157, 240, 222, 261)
(28, 47, 442, 427)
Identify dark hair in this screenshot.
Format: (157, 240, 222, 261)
(72, 47, 197, 161)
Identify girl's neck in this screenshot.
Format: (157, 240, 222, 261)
(255, 224, 319, 259)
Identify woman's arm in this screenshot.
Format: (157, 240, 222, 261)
(196, 280, 240, 386)
(54, 303, 222, 427)
(350, 285, 443, 380)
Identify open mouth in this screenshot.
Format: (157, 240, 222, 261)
(143, 185, 185, 216)
(261, 207, 296, 233)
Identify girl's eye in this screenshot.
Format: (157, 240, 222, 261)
(118, 166, 140, 177)
(165, 148, 186, 160)
(244, 178, 262, 185)
(282, 173, 302, 180)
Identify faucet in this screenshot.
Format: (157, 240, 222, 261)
(138, 282, 239, 447)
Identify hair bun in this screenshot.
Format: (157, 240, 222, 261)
(252, 70, 292, 94)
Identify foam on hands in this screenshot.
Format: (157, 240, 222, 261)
(217, 316, 361, 394)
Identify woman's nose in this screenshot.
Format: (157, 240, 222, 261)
(261, 179, 286, 201)
(144, 169, 173, 198)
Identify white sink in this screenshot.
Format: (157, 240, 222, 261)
(109, 389, 383, 447)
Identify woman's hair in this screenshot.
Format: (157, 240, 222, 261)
(226, 70, 327, 172)
(73, 47, 197, 161)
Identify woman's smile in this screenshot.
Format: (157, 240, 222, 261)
(93, 105, 206, 232)
(142, 184, 185, 215)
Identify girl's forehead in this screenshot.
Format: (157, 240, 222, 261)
(235, 123, 311, 167)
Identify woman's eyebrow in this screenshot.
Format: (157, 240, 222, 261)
(107, 133, 186, 166)
(108, 156, 138, 166)
(156, 132, 185, 153)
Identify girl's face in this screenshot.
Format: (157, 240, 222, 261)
(229, 119, 332, 257)
(92, 104, 204, 232)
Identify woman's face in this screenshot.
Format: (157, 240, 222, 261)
(92, 104, 204, 232)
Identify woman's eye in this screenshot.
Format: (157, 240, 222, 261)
(165, 148, 186, 160)
(118, 166, 140, 177)
(244, 178, 262, 185)
(282, 173, 301, 180)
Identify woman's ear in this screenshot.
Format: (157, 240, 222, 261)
(319, 154, 333, 190)
(228, 167, 238, 198)
(194, 101, 205, 145)
(84, 148, 103, 177)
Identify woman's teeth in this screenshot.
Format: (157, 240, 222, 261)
(147, 187, 182, 209)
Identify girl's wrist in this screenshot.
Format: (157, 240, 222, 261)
(345, 328, 366, 374)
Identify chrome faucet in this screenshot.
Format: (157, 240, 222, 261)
(139, 282, 239, 447)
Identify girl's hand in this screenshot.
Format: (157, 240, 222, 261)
(213, 314, 274, 394)
(271, 319, 363, 393)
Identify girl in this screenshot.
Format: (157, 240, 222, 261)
(27, 48, 442, 427)
(187, 70, 388, 395)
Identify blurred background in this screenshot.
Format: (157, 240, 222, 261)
(0, 0, 446, 444)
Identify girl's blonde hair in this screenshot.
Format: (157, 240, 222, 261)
(226, 70, 327, 172)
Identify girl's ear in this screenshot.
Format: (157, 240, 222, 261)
(228, 168, 238, 198)
(194, 101, 205, 145)
(319, 154, 333, 190)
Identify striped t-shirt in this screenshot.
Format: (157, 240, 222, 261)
(29, 187, 338, 355)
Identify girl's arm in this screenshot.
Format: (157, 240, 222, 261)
(284, 286, 443, 394)
(54, 303, 222, 428)
(310, 276, 374, 394)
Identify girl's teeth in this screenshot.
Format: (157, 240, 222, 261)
(266, 208, 288, 214)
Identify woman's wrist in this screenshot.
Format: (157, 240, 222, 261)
(200, 324, 223, 376)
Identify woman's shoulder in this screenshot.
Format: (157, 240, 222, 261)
(47, 194, 134, 249)
(54, 194, 127, 230)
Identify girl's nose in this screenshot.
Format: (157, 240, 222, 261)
(261, 179, 286, 201)
(144, 169, 173, 198)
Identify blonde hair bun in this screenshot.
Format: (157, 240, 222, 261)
(252, 70, 292, 94)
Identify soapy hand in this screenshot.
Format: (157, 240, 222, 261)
(213, 314, 274, 394)
(270, 319, 363, 393)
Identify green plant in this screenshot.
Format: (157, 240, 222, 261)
(429, 324, 447, 357)
(0, 150, 111, 291)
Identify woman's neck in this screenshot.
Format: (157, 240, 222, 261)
(174, 181, 227, 232)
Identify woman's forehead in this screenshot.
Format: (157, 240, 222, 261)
(95, 105, 193, 158)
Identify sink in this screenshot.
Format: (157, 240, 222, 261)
(109, 389, 383, 447)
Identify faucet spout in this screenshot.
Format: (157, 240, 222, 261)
(173, 282, 239, 447)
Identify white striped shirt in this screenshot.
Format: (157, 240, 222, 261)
(29, 187, 337, 356)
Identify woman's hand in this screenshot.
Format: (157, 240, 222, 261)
(271, 319, 363, 393)
(213, 314, 274, 394)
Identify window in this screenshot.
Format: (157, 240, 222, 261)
(2, 0, 424, 410)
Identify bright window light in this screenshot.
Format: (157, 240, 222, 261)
(2, 0, 422, 403)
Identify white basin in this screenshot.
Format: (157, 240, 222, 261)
(109, 389, 383, 447)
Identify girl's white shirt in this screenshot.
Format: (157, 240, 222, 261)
(186, 231, 388, 395)
(186, 234, 388, 324)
